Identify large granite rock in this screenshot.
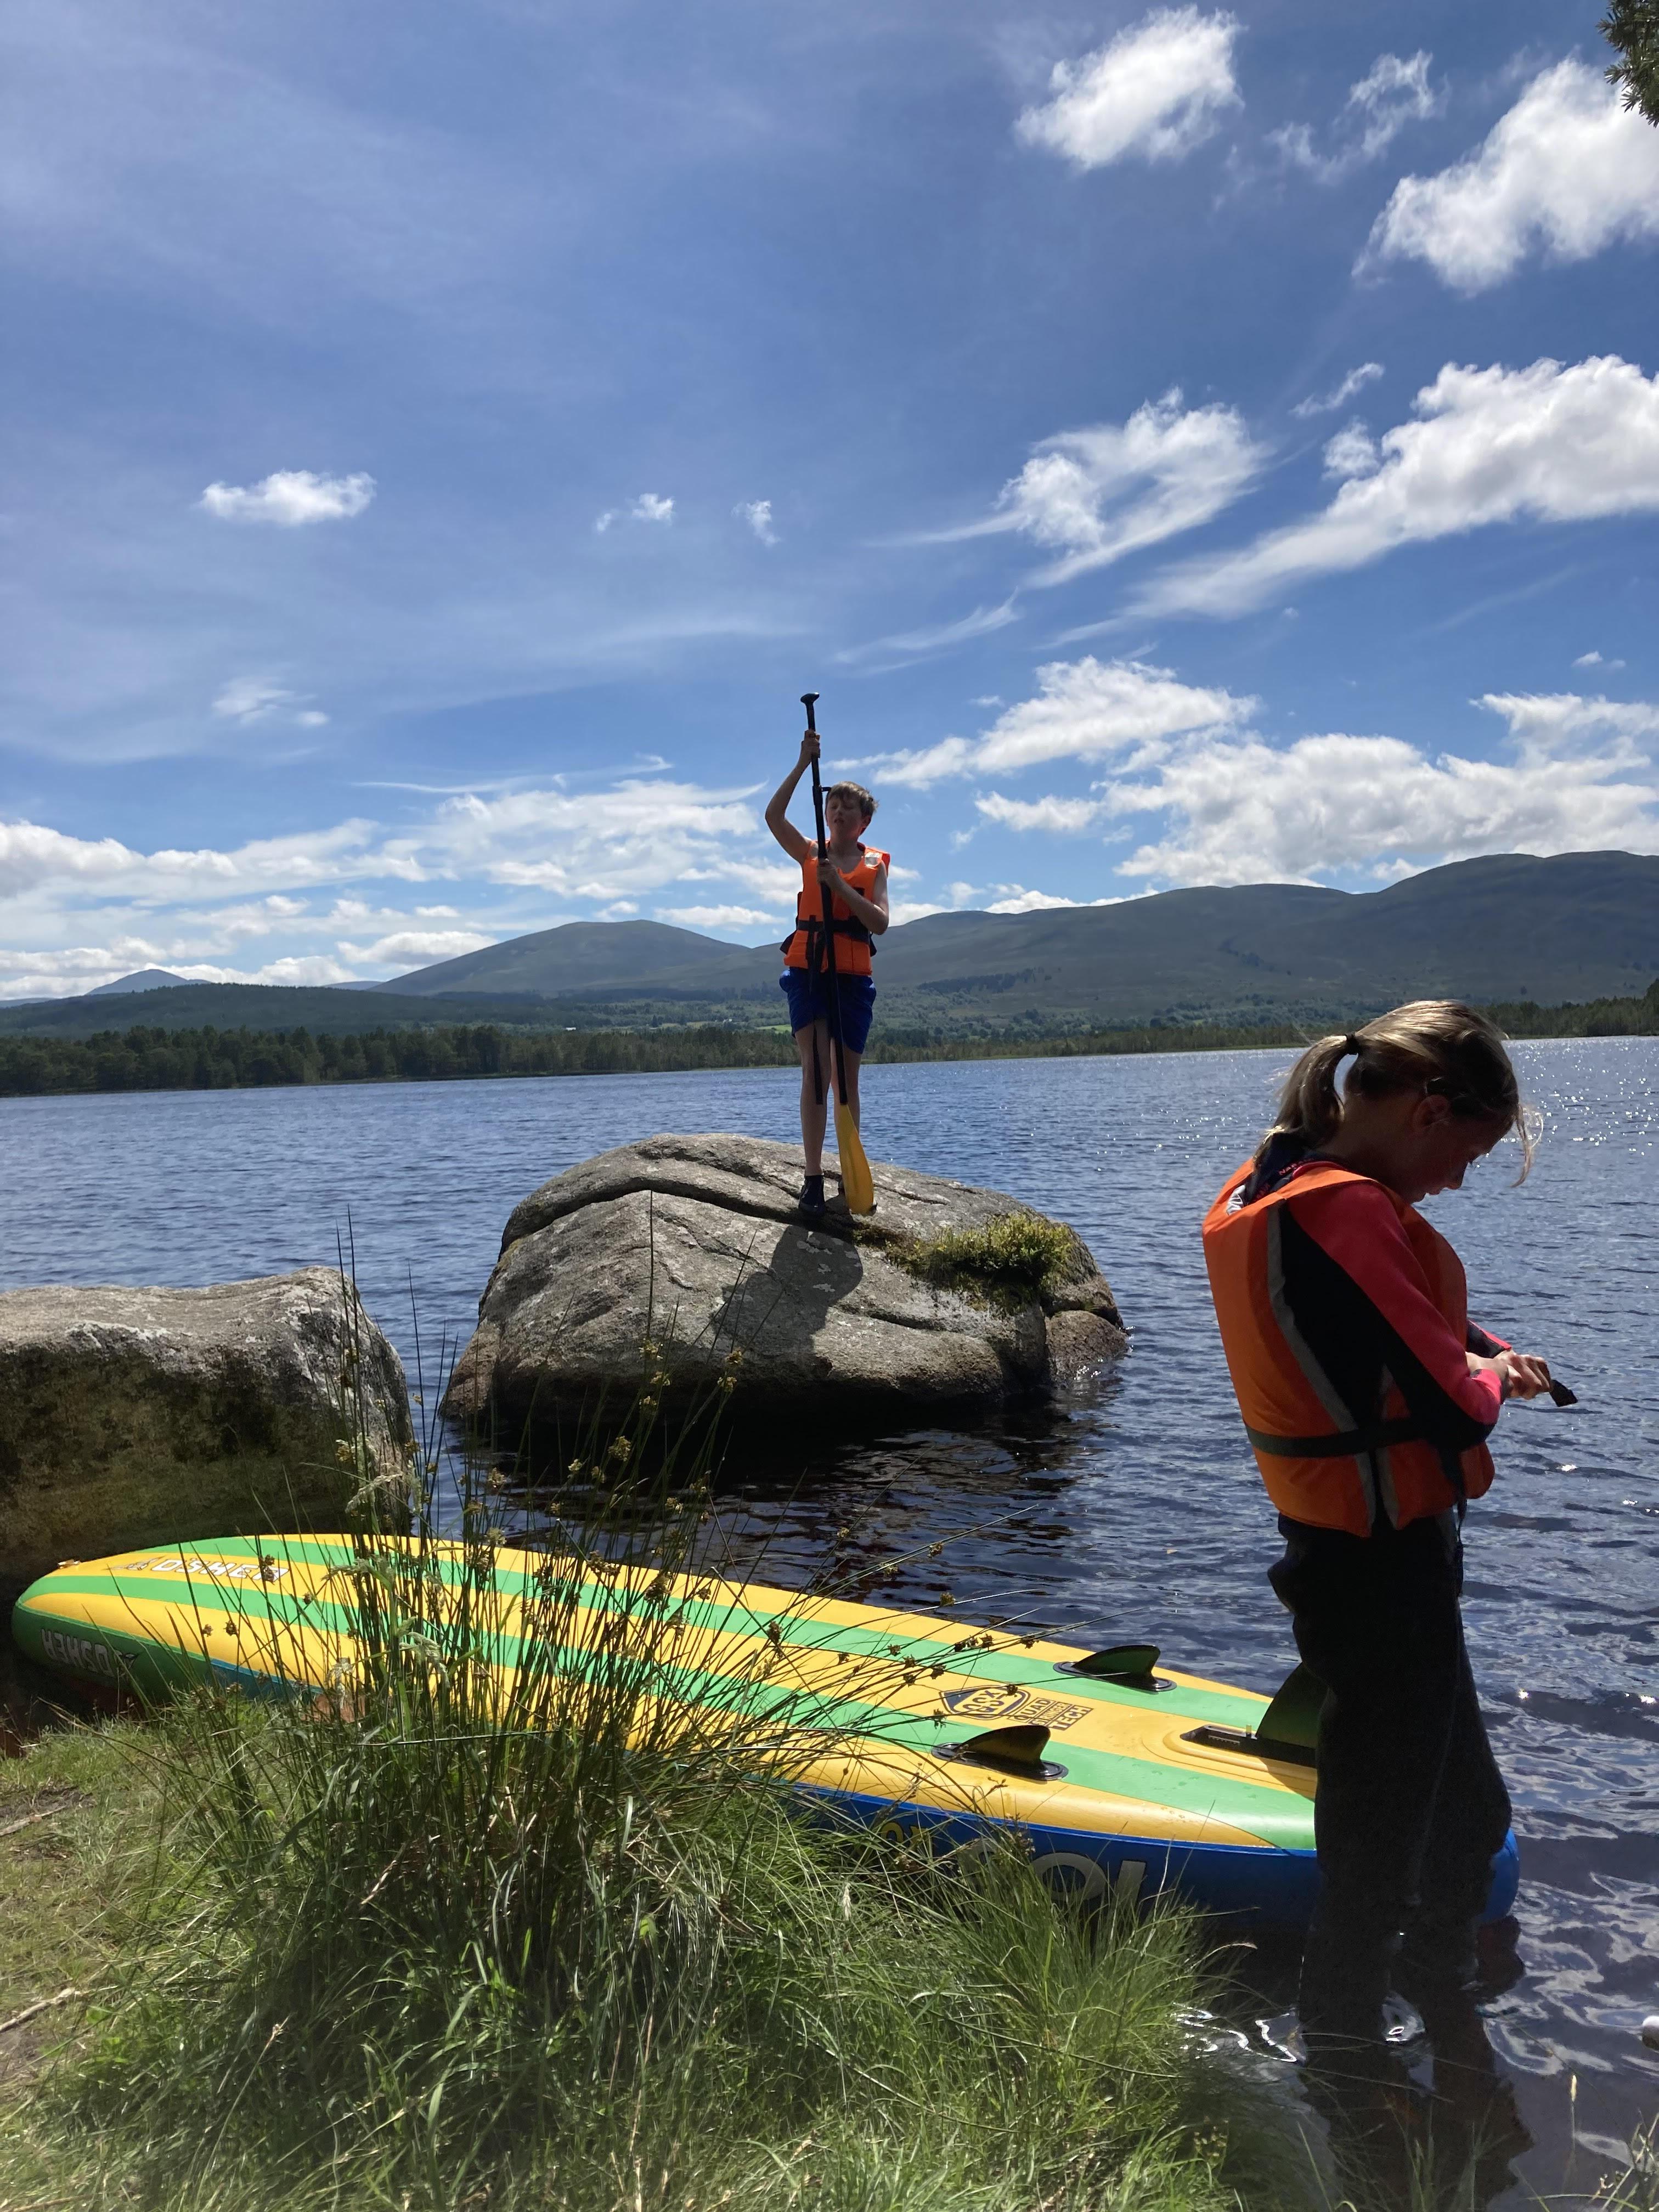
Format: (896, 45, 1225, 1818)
(0, 1271, 412, 1600)
(444, 1134, 1126, 1436)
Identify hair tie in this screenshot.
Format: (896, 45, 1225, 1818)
(1343, 1033, 1362, 1056)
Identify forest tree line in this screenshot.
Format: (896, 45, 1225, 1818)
(1, 981, 1655, 1099)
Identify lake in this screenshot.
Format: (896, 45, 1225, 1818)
(3, 1037, 1655, 2199)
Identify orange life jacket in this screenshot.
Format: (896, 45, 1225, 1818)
(781, 844, 889, 978)
(1201, 1158, 1496, 1538)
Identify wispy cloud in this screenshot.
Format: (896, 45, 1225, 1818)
(212, 678, 329, 727)
(199, 470, 375, 524)
(920, 391, 1266, 588)
(1132, 354, 1659, 619)
(596, 492, 675, 533)
(1017, 9, 1242, 170)
(1291, 362, 1384, 419)
(1364, 59, 1659, 292)
(735, 499, 778, 544)
(1271, 52, 1439, 184)
(840, 601, 1019, 664)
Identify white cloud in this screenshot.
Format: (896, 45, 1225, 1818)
(1017, 8, 1242, 170)
(1103, 726, 1659, 884)
(199, 470, 376, 525)
(1365, 60, 1659, 292)
(1272, 52, 1439, 183)
(1293, 362, 1384, 419)
(596, 492, 675, 533)
(978, 657, 1252, 775)
(1136, 354, 1659, 619)
(335, 928, 495, 966)
(1064, 686, 1659, 884)
(975, 793, 1103, 834)
(984, 884, 1126, 913)
(1477, 689, 1659, 764)
(212, 678, 329, 727)
(1321, 421, 1379, 479)
(853, 657, 1252, 788)
(0, 770, 797, 997)
(657, 904, 778, 932)
(736, 499, 777, 544)
(921, 391, 1265, 588)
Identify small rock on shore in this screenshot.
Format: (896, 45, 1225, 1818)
(0, 1270, 411, 1601)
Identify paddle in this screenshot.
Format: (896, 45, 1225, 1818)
(802, 692, 876, 1216)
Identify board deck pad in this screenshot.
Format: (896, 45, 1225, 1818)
(18, 1534, 1338, 1925)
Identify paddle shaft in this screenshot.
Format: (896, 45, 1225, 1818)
(802, 692, 851, 1113)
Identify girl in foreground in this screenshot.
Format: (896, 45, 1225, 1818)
(1202, 1003, 1553, 2068)
(765, 725, 888, 1221)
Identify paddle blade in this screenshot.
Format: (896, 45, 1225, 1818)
(834, 1103, 876, 1215)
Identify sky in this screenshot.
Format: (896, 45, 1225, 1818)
(3, 0, 1658, 998)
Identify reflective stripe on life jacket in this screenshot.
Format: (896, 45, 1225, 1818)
(781, 845, 889, 977)
(1201, 1158, 1496, 1537)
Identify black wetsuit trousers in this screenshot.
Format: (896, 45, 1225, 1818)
(1269, 1511, 1512, 2043)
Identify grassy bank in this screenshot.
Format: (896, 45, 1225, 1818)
(2, 1371, 1314, 2212)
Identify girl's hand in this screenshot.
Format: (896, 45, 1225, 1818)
(799, 730, 820, 765)
(1472, 1349, 1554, 1401)
(1496, 1350, 1554, 1401)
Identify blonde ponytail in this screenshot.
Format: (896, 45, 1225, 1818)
(1254, 1001, 1537, 1178)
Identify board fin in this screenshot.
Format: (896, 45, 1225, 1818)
(1071, 1643, 1161, 1685)
(952, 1722, 1053, 1773)
(1256, 1661, 1324, 1752)
(1181, 1663, 1324, 1769)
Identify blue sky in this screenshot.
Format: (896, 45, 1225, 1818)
(3, 0, 1658, 996)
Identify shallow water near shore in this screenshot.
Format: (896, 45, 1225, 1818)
(4, 1037, 1655, 2200)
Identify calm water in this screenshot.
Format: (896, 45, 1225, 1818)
(3, 1041, 1655, 2197)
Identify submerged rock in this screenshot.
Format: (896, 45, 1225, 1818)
(0, 1271, 411, 1600)
(443, 1133, 1125, 1438)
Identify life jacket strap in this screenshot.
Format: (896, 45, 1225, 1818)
(781, 914, 877, 962)
(1244, 1416, 1424, 1458)
(1246, 1415, 1470, 1525)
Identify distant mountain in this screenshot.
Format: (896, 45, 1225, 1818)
(3, 850, 1654, 1042)
(372, 919, 768, 1000)
(373, 849, 1659, 1030)
(88, 969, 191, 995)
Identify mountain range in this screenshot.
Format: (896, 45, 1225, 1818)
(5, 850, 1653, 1041)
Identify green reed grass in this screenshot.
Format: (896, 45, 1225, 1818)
(6, 1289, 1323, 2210)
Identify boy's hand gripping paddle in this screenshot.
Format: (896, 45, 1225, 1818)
(802, 692, 876, 1216)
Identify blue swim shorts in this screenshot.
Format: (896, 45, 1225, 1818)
(780, 969, 877, 1054)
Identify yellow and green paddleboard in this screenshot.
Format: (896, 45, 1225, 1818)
(14, 1531, 1348, 1926)
(16, 1532, 1518, 1928)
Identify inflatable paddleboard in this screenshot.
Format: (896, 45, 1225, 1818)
(12, 1535, 1518, 1930)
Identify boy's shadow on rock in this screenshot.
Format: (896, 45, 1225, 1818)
(708, 1221, 865, 1367)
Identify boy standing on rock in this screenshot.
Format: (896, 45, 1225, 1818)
(765, 723, 889, 1222)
